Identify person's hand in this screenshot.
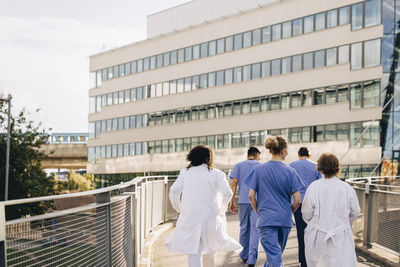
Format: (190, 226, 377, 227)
(229, 201, 236, 214)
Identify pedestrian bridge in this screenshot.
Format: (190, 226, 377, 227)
(1, 176, 399, 266)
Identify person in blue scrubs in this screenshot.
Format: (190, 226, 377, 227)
(229, 147, 261, 267)
(245, 136, 303, 267)
(289, 147, 322, 267)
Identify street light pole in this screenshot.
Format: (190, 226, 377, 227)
(5, 95, 11, 201)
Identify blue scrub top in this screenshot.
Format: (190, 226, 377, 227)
(289, 159, 322, 201)
(244, 161, 304, 228)
(230, 159, 261, 204)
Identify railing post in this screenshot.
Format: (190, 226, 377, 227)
(0, 203, 7, 267)
(124, 184, 136, 267)
(163, 176, 168, 223)
(363, 184, 370, 247)
(97, 192, 112, 267)
(363, 184, 378, 247)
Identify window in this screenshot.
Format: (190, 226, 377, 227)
(338, 45, 349, 64)
(233, 101, 241, 115)
(131, 61, 137, 74)
(234, 67, 242, 83)
(185, 47, 192, 61)
(225, 69, 233, 84)
(216, 70, 224, 86)
(234, 34, 243, 50)
(177, 49, 184, 63)
(337, 85, 349, 102)
(292, 55, 302, 72)
(143, 57, 150, 71)
(242, 132, 250, 147)
(112, 118, 118, 131)
(251, 98, 260, 113)
(200, 107, 207, 120)
(232, 133, 241, 148)
(327, 9, 338, 28)
(314, 50, 325, 68)
(352, 3, 363, 30)
(272, 24, 281, 41)
(325, 125, 336, 141)
(225, 36, 233, 52)
(217, 38, 225, 54)
(271, 95, 280, 110)
(271, 59, 281, 75)
(184, 77, 191, 92)
(350, 83, 362, 108)
(102, 69, 108, 81)
(326, 47, 337, 66)
(351, 42, 362, 69)
(243, 31, 251, 48)
(304, 52, 313, 70)
(337, 123, 349, 141)
(170, 80, 177, 94)
(302, 127, 311, 143)
(119, 64, 125, 77)
(315, 126, 325, 142)
(193, 45, 200, 59)
(224, 102, 232, 116)
(108, 67, 113, 79)
(362, 121, 379, 147)
(163, 52, 170, 66)
(113, 92, 118, 105)
(363, 80, 380, 107)
(262, 27, 271, 43)
(136, 114, 143, 128)
(364, 39, 381, 67)
(243, 65, 251, 81)
(281, 94, 289, 109)
(293, 18, 303, 36)
(169, 139, 176, 153)
(303, 90, 313, 106)
(326, 87, 337, 104)
(290, 128, 302, 143)
(207, 105, 215, 119)
(191, 107, 199, 121)
(223, 134, 230, 148)
(315, 12, 326, 31)
(208, 72, 215, 87)
(291, 92, 302, 108)
(365, 0, 381, 27)
(200, 74, 207, 88)
(282, 21, 292, 38)
(261, 97, 269, 111)
(124, 116, 130, 129)
(252, 29, 261, 45)
(176, 139, 183, 152)
(350, 122, 362, 147)
(113, 66, 119, 78)
(250, 131, 260, 145)
(163, 82, 170, 95)
(177, 79, 184, 93)
(282, 57, 291, 74)
(261, 61, 271, 77)
(314, 89, 325, 105)
(192, 76, 200, 90)
(209, 40, 216, 56)
(339, 6, 350, 25)
(150, 56, 156, 69)
(304, 15, 314, 33)
(252, 63, 261, 79)
(201, 43, 208, 58)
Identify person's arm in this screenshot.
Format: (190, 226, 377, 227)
(169, 172, 184, 213)
(349, 187, 361, 222)
(292, 191, 301, 212)
(301, 188, 314, 223)
(217, 172, 233, 215)
(249, 188, 257, 212)
(229, 178, 238, 213)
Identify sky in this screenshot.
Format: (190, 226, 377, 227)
(0, 0, 190, 133)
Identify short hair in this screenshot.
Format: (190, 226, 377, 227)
(264, 136, 288, 155)
(298, 147, 310, 157)
(186, 145, 214, 169)
(248, 146, 261, 157)
(317, 153, 340, 178)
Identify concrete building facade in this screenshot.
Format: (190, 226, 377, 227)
(88, 0, 385, 187)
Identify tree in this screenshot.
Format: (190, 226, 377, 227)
(56, 171, 94, 192)
(0, 99, 55, 220)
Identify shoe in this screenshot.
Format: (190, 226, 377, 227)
(241, 258, 247, 263)
(247, 265, 255, 267)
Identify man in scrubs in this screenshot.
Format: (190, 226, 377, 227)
(289, 147, 322, 267)
(229, 147, 261, 266)
(246, 136, 303, 267)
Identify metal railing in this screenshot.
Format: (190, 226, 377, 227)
(347, 176, 400, 260)
(0, 176, 178, 267)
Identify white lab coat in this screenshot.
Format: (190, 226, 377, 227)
(302, 177, 360, 267)
(167, 164, 241, 254)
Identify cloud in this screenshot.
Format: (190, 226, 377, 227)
(0, 15, 145, 132)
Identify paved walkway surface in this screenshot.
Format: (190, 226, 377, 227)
(151, 213, 381, 266)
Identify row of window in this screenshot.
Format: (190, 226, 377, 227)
(90, 0, 381, 89)
(88, 120, 379, 162)
(89, 39, 381, 114)
(89, 80, 380, 139)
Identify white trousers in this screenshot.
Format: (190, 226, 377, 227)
(188, 241, 216, 267)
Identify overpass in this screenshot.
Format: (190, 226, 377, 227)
(39, 133, 88, 170)
(1, 176, 399, 266)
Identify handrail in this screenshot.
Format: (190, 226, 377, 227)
(0, 175, 167, 207)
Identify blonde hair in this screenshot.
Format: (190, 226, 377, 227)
(265, 136, 288, 155)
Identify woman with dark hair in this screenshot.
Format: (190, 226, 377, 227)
(302, 153, 360, 267)
(245, 136, 304, 267)
(167, 145, 241, 267)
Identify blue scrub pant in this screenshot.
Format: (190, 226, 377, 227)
(294, 204, 307, 267)
(258, 226, 291, 267)
(238, 204, 259, 264)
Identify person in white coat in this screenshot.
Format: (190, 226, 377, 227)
(167, 145, 241, 267)
(302, 153, 360, 267)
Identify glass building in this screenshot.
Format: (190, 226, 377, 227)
(88, 0, 388, 187)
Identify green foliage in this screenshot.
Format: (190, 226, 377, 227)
(56, 171, 94, 192)
(0, 99, 55, 220)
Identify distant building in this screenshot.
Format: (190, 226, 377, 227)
(88, 0, 391, 187)
(45, 133, 88, 144)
